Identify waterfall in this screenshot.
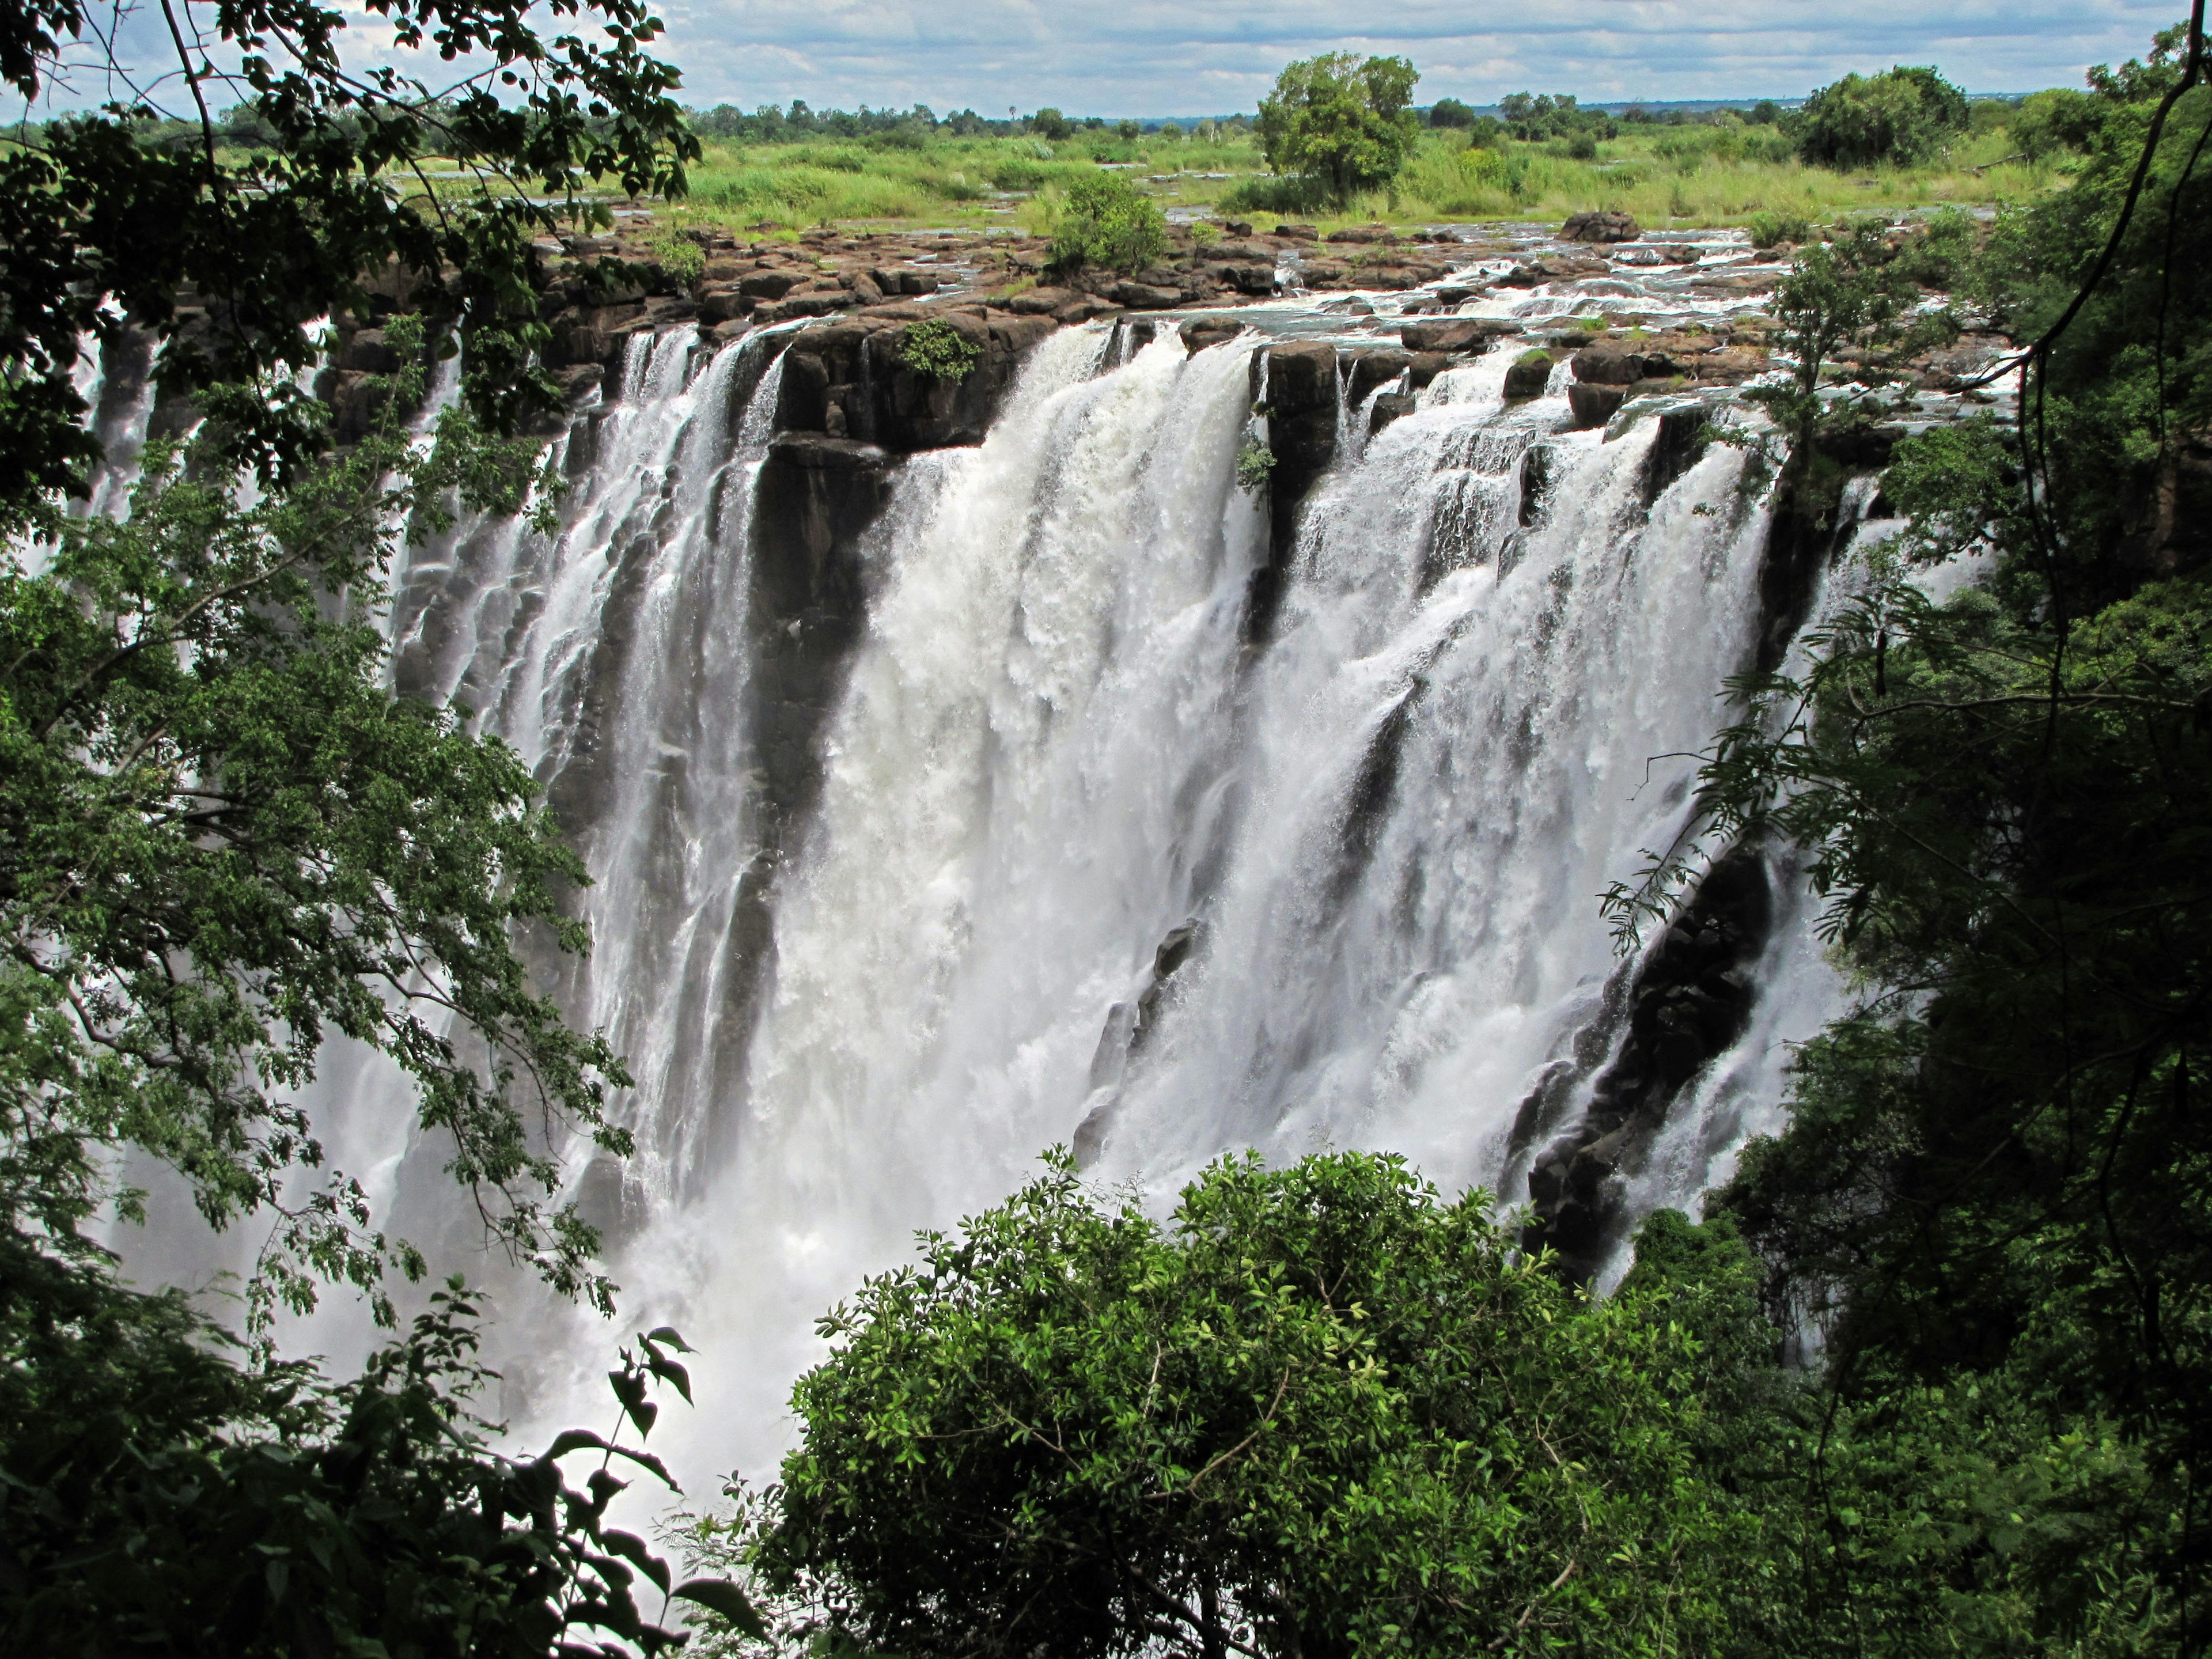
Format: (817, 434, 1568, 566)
(71, 301, 1855, 1483)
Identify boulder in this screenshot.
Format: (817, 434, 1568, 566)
(1399, 316, 1518, 353)
(1273, 223, 1319, 240)
(1562, 210, 1641, 244)
(738, 270, 801, 300)
(1368, 392, 1416, 437)
(698, 285, 752, 324)
(342, 329, 402, 374)
(1007, 287, 1077, 315)
(1180, 316, 1244, 354)
(1346, 348, 1411, 403)
(1325, 225, 1395, 244)
(1567, 381, 1627, 428)
(1111, 280, 1183, 310)
(1504, 348, 1554, 400)
(1570, 343, 1645, 385)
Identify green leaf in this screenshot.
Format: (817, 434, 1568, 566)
(673, 1577, 768, 1637)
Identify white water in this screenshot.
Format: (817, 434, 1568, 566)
(77, 298, 1854, 1483)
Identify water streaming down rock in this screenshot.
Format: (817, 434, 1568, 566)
(68, 298, 1862, 1480)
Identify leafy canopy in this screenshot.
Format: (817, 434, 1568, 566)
(1, 324, 630, 1330)
(748, 1151, 1741, 1659)
(1256, 54, 1421, 207)
(0, 0, 696, 514)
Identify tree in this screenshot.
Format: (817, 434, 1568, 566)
(1791, 65, 1970, 169)
(1048, 173, 1168, 275)
(747, 1152, 1741, 1659)
(1613, 17, 2212, 1643)
(1032, 107, 1073, 141)
(1256, 54, 1421, 207)
(1427, 97, 1476, 129)
(0, 0, 695, 515)
(1, 328, 628, 1330)
(1, 1232, 763, 1656)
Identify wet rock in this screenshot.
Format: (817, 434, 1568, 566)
(1504, 348, 1554, 400)
(1567, 381, 1627, 427)
(1273, 222, 1319, 240)
(1399, 316, 1518, 353)
(1562, 210, 1642, 244)
(1111, 279, 1184, 310)
(1346, 348, 1411, 402)
(1368, 391, 1416, 435)
(1325, 224, 1395, 243)
(1180, 316, 1244, 354)
(1570, 343, 1645, 385)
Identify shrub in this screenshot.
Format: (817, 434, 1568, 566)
(1891, 205, 1979, 287)
(1048, 172, 1168, 274)
(1747, 209, 1813, 248)
(2010, 86, 2103, 160)
(1567, 131, 1598, 160)
(1429, 96, 1476, 128)
(1236, 441, 1276, 491)
(896, 319, 983, 381)
(1032, 107, 1071, 141)
(646, 226, 705, 289)
(1793, 65, 1969, 169)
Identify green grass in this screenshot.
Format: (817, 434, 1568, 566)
(396, 115, 2070, 241)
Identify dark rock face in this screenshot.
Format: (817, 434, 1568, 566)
(774, 312, 1056, 452)
(1346, 348, 1411, 403)
(1566, 381, 1626, 427)
(1521, 850, 1775, 1279)
(1180, 316, 1244, 354)
(1642, 407, 1714, 503)
(1562, 210, 1642, 244)
(1368, 392, 1416, 436)
(749, 434, 895, 844)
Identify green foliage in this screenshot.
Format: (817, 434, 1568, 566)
(1746, 208, 1812, 248)
(895, 319, 984, 382)
(1793, 66, 1971, 169)
(1048, 173, 1169, 275)
(751, 1152, 1740, 1659)
(649, 228, 709, 290)
(0, 1233, 758, 1656)
(0, 0, 694, 515)
(1427, 97, 1476, 129)
(1256, 53, 1422, 207)
(0, 321, 629, 1328)
(1611, 24, 2212, 1643)
(1032, 108, 1072, 142)
(1234, 440, 1277, 491)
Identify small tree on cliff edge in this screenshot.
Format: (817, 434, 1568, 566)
(1257, 53, 1422, 207)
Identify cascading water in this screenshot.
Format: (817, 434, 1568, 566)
(75, 261, 1871, 1484)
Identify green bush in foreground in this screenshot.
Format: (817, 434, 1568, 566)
(1048, 173, 1169, 274)
(748, 1152, 1742, 1659)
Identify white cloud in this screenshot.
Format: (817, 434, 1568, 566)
(657, 0, 2181, 112)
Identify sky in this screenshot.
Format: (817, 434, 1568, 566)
(655, 0, 2183, 113)
(10, 0, 2184, 121)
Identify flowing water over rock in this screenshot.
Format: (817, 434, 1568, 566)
(79, 253, 1928, 1482)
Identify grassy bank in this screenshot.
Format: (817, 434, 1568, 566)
(632, 116, 2061, 241)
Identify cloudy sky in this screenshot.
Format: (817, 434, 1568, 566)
(657, 0, 2180, 113)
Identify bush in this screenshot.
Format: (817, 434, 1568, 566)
(1048, 172, 1168, 274)
(1891, 205, 1979, 287)
(1747, 209, 1812, 248)
(1236, 440, 1276, 491)
(1032, 107, 1071, 141)
(646, 226, 704, 289)
(1429, 97, 1476, 128)
(2010, 86, 2103, 160)
(1793, 65, 1969, 169)
(896, 319, 983, 381)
